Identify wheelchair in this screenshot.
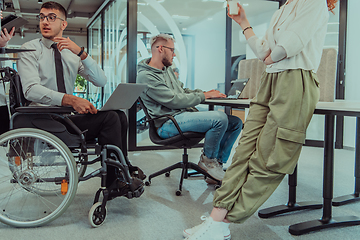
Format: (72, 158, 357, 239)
(0, 67, 145, 228)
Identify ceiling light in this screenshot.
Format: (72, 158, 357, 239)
(38, 0, 43, 4)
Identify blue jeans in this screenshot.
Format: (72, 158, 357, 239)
(158, 111, 242, 163)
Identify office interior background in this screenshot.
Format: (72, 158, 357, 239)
(2, 0, 360, 150)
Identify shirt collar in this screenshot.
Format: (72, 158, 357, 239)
(40, 37, 56, 49)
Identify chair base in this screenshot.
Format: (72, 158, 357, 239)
(146, 153, 221, 195)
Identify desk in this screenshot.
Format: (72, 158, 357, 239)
(205, 99, 360, 235)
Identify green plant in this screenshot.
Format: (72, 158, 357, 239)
(75, 74, 87, 92)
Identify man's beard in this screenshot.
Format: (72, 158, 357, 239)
(162, 56, 172, 67)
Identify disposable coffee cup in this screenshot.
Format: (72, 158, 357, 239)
(228, 1, 239, 15)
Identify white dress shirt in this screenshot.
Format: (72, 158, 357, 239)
(17, 37, 107, 106)
(246, 0, 329, 73)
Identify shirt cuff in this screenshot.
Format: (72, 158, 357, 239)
(199, 92, 206, 103)
(53, 92, 66, 106)
(81, 55, 94, 65)
(270, 46, 287, 63)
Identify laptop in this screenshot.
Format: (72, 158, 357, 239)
(100, 83, 147, 111)
(213, 78, 249, 99)
(1, 14, 28, 33)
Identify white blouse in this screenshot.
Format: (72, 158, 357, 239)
(246, 0, 329, 73)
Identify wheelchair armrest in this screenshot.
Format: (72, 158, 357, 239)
(15, 106, 75, 114)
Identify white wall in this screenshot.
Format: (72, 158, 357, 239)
(344, 0, 360, 148)
(186, 10, 226, 91)
(184, 7, 277, 92)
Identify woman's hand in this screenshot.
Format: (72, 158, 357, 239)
(227, 3, 249, 27)
(264, 55, 275, 65)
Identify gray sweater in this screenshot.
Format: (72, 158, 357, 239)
(137, 58, 205, 127)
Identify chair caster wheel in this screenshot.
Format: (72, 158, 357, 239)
(176, 190, 182, 196)
(165, 172, 170, 177)
(88, 202, 107, 228)
(145, 181, 151, 186)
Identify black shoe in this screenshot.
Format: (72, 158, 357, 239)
(129, 165, 146, 180)
(107, 177, 144, 200)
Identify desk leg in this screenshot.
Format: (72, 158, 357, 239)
(332, 117, 360, 206)
(258, 166, 322, 218)
(289, 114, 360, 235)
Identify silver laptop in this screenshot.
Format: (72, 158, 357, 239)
(100, 83, 147, 111)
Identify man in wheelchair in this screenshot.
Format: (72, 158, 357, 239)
(15, 2, 144, 201)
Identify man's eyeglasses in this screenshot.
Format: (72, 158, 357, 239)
(36, 14, 65, 22)
(156, 45, 175, 53)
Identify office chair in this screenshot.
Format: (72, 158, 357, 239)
(138, 98, 220, 196)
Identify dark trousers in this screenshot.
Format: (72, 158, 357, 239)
(0, 106, 9, 135)
(68, 110, 128, 186)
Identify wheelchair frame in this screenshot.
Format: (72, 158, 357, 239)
(0, 67, 144, 228)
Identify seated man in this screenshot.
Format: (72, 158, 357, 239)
(17, 1, 141, 190)
(137, 34, 242, 181)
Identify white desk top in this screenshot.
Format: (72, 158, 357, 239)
(204, 99, 360, 116)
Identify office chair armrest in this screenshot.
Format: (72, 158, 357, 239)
(15, 106, 75, 114)
(148, 114, 187, 140)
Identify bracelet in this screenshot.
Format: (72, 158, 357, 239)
(77, 47, 84, 57)
(242, 26, 253, 34)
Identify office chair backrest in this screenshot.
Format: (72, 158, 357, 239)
(238, 48, 337, 102)
(137, 98, 164, 144)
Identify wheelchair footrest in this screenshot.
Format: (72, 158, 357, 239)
(107, 177, 144, 201)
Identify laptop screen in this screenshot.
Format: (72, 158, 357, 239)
(227, 78, 249, 99)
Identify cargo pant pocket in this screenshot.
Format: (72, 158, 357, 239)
(263, 127, 305, 174)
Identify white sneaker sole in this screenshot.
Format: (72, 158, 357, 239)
(183, 229, 231, 240)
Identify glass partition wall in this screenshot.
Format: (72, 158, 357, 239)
(87, 0, 346, 151)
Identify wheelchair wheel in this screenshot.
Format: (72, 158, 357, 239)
(0, 128, 78, 227)
(88, 202, 106, 228)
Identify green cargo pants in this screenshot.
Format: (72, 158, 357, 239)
(213, 69, 320, 223)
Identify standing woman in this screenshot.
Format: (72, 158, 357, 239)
(183, 0, 338, 239)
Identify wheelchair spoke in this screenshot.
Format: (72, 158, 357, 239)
(0, 128, 78, 227)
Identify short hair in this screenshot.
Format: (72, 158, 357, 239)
(41, 1, 67, 20)
(150, 34, 175, 48)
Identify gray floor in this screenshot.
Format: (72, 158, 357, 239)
(2, 143, 360, 240)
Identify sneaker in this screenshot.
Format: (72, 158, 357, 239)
(205, 177, 220, 185)
(183, 216, 231, 240)
(198, 154, 225, 181)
